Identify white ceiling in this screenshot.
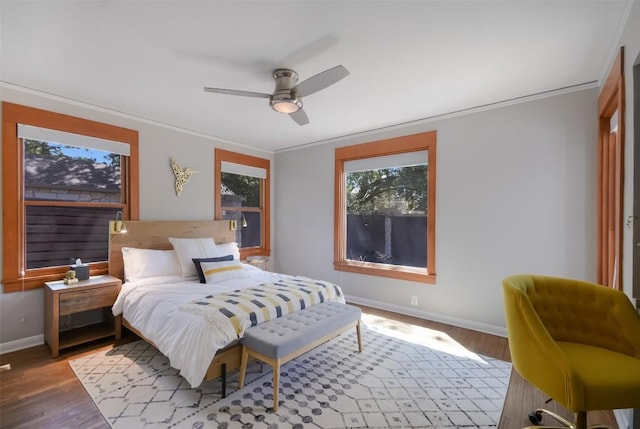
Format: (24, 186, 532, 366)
(0, 1, 632, 152)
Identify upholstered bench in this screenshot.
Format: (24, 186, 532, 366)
(238, 301, 363, 411)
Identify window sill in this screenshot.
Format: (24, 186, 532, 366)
(2, 263, 108, 293)
(333, 260, 435, 284)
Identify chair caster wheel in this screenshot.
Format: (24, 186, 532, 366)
(528, 411, 542, 425)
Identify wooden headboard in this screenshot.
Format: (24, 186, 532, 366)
(108, 220, 236, 281)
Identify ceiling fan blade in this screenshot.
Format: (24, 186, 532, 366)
(294, 65, 349, 97)
(204, 87, 271, 99)
(290, 109, 310, 126)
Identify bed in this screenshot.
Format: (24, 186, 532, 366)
(108, 220, 345, 388)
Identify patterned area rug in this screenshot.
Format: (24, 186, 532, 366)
(70, 317, 511, 429)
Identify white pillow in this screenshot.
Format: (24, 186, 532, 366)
(121, 247, 181, 282)
(201, 259, 246, 284)
(214, 241, 240, 260)
(168, 237, 218, 278)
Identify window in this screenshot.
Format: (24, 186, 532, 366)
(2, 102, 139, 292)
(214, 148, 270, 258)
(334, 131, 436, 283)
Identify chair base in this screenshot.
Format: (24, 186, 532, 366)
(523, 409, 610, 429)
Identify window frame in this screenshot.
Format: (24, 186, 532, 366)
(2, 102, 139, 292)
(334, 131, 437, 283)
(597, 47, 624, 289)
(214, 148, 270, 259)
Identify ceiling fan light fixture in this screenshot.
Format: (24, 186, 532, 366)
(270, 93, 302, 114)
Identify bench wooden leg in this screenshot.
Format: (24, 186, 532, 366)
(272, 359, 280, 412)
(238, 346, 249, 388)
(356, 320, 362, 352)
(221, 363, 227, 398)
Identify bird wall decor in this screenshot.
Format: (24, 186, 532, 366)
(171, 158, 198, 196)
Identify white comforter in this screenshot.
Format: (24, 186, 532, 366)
(111, 265, 341, 387)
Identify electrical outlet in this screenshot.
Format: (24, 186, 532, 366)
(410, 296, 418, 306)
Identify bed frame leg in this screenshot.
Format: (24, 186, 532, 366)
(221, 363, 227, 398)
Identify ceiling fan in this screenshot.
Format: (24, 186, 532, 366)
(204, 65, 349, 126)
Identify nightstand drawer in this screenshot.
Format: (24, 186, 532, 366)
(60, 285, 118, 315)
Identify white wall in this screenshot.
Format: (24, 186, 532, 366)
(275, 88, 597, 335)
(0, 86, 274, 351)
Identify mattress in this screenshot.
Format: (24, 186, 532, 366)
(111, 264, 345, 386)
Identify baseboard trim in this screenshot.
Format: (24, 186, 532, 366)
(0, 334, 44, 355)
(345, 295, 507, 338)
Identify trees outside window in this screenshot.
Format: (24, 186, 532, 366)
(221, 171, 262, 248)
(23, 140, 124, 269)
(346, 164, 427, 268)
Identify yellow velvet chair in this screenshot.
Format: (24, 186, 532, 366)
(502, 274, 640, 429)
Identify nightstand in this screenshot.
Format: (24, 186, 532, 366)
(44, 275, 122, 357)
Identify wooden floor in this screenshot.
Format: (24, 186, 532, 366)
(0, 304, 618, 429)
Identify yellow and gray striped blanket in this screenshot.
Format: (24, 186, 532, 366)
(188, 276, 345, 338)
